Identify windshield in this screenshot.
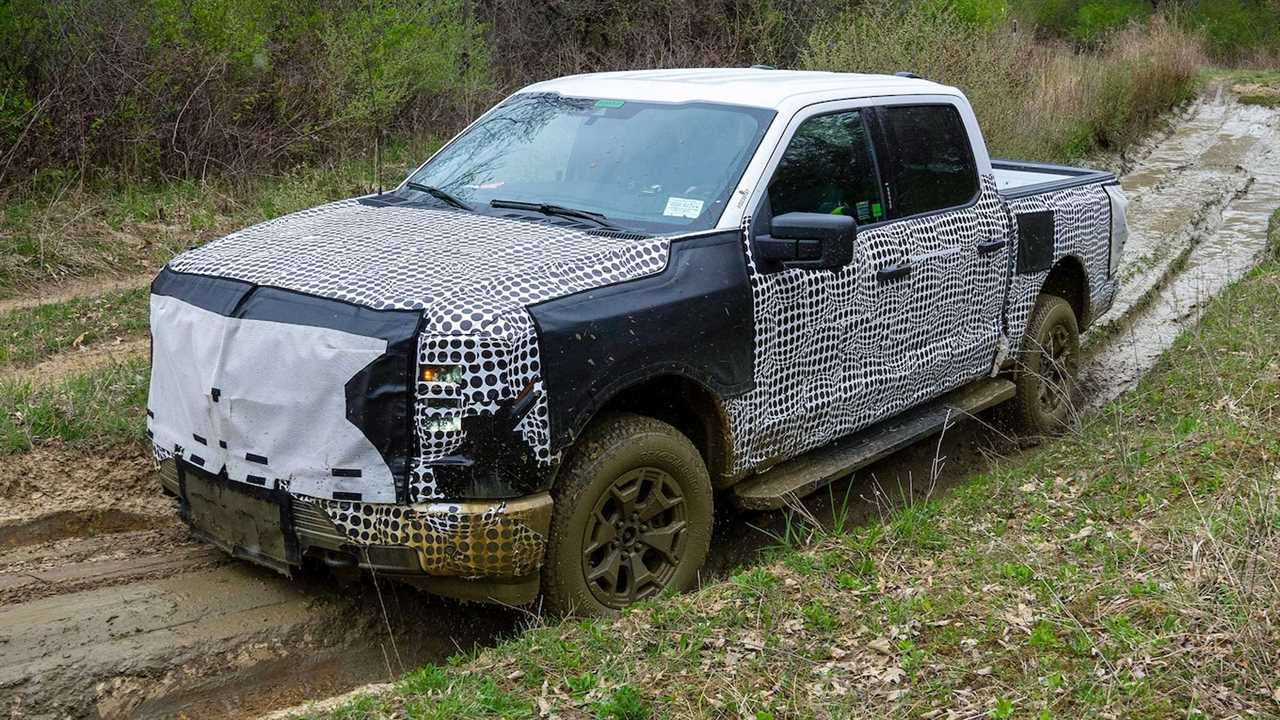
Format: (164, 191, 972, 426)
(407, 94, 775, 233)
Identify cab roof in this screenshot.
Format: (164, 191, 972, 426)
(520, 68, 963, 110)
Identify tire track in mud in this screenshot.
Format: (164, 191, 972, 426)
(0, 336, 151, 387)
(1083, 87, 1280, 405)
(0, 272, 154, 315)
(3, 89, 1279, 720)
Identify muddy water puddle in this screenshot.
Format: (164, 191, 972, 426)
(2, 88, 1278, 720)
(0, 507, 165, 549)
(1084, 93, 1280, 405)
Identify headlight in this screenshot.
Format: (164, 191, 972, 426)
(425, 416, 462, 433)
(420, 364, 464, 384)
(419, 364, 463, 435)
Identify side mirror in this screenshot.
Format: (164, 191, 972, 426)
(753, 212, 855, 271)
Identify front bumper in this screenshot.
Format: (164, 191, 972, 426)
(160, 459, 553, 603)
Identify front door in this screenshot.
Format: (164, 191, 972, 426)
(727, 106, 896, 471)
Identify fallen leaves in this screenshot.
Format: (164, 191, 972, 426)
(1066, 524, 1095, 542)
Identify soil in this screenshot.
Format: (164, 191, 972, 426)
(0, 443, 159, 529)
(0, 87, 1276, 720)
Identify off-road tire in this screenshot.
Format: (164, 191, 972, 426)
(1008, 293, 1081, 435)
(541, 412, 713, 617)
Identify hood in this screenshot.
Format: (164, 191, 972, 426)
(167, 198, 673, 339)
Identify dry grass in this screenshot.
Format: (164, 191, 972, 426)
(803, 7, 1205, 161)
(0, 144, 427, 297)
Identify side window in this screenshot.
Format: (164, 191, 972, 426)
(877, 105, 978, 219)
(768, 110, 885, 224)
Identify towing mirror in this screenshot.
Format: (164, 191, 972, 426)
(753, 212, 856, 271)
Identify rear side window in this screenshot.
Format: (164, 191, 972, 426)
(877, 105, 978, 219)
(768, 109, 885, 224)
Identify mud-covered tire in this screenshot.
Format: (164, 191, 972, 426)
(1008, 293, 1081, 435)
(541, 413, 713, 617)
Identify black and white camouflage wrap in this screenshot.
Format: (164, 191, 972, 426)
(166, 199, 670, 502)
(725, 174, 1012, 474)
(1004, 184, 1116, 351)
(157, 179, 1114, 509)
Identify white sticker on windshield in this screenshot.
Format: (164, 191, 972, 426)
(663, 196, 704, 219)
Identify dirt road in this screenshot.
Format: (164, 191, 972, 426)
(1, 88, 1276, 720)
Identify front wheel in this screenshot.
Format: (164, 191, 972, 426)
(541, 413, 713, 617)
(1008, 293, 1081, 434)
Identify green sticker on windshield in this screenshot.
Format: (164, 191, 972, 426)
(594, 99, 625, 108)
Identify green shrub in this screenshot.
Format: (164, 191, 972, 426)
(1, 0, 486, 189)
(1070, 0, 1149, 42)
(1181, 0, 1280, 62)
(926, 0, 1010, 27)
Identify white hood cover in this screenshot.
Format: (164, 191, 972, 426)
(148, 294, 399, 501)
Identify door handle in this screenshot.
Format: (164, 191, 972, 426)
(876, 262, 912, 283)
(977, 239, 1007, 255)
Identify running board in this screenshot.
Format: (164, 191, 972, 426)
(733, 378, 1015, 511)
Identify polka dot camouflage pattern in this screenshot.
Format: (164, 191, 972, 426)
(167, 199, 670, 502)
(1004, 184, 1116, 352)
(723, 175, 1012, 475)
(303, 494, 552, 577)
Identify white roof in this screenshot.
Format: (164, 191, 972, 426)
(520, 68, 961, 110)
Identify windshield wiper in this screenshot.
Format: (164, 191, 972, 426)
(489, 198, 618, 230)
(405, 181, 472, 212)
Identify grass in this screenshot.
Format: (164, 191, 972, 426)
(308, 222, 1280, 718)
(0, 286, 150, 367)
(803, 10, 1204, 162)
(0, 140, 433, 298)
(1204, 68, 1280, 107)
(0, 356, 150, 454)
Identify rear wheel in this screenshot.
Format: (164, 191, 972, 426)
(541, 413, 712, 617)
(1008, 293, 1081, 434)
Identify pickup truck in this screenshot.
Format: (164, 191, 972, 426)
(147, 68, 1128, 615)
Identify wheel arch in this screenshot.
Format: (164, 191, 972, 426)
(571, 372, 736, 488)
(1040, 255, 1092, 328)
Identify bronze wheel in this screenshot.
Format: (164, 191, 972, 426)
(1009, 293, 1081, 434)
(1037, 321, 1077, 417)
(582, 467, 688, 608)
(542, 413, 712, 617)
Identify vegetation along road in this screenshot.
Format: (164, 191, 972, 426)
(0, 80, 1273, 719)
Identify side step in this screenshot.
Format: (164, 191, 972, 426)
(733, 378, 1015, 511)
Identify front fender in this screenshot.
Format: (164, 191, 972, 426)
(529, 230, 755, 450)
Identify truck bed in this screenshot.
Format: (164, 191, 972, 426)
(992, 159, 1116, 199)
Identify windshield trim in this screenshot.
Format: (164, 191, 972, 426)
(399, 93, 777, 236)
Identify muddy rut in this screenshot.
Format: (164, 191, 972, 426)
(2, 88, 1277, 720)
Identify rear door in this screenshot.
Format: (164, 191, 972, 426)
(865, 102, 1009, 406)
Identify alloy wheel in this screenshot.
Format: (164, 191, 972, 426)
(581, 466, 687, 608)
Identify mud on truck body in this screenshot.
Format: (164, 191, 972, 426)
(148, 69, 1128, 615)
